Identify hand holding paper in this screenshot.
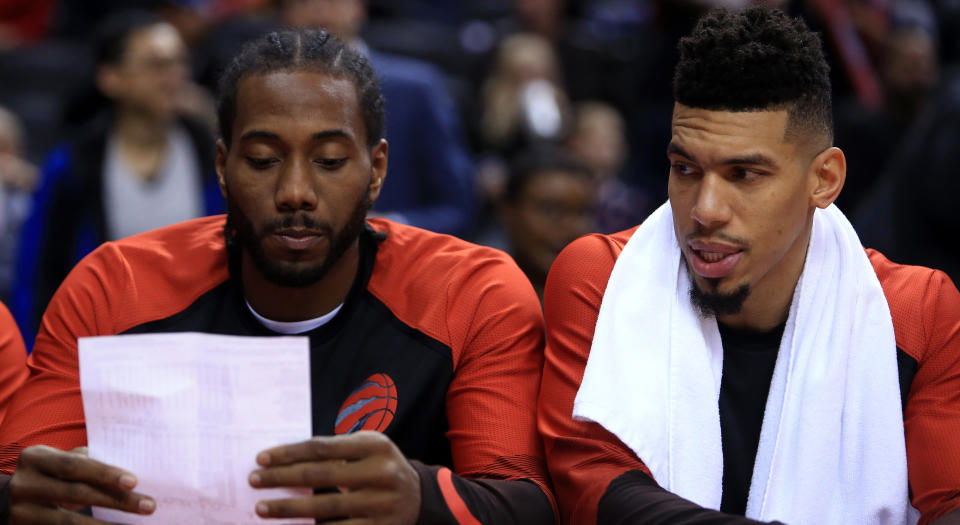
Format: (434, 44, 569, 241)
(249, 431, 421, 524)
(8, 445, 156, 523)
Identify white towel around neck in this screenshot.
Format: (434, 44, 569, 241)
(573, 202, 915, 524)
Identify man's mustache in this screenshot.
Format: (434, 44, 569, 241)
(684, 228, 750, 250)
(260, 213, 333, 236)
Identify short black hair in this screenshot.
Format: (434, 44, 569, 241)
(505, 148, 593, 204)
(216, 28, 385, 149)
(673, 6, 833, 144)
(94, 10, 164, 67)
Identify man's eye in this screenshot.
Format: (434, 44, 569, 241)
(315, 158, 347, 170)
(730, 167, 761, 181)
(245, 157, 277, 170)
(671, 162, 695, 176)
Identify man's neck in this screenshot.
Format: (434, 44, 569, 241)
(717, 226, 812, 332)
(241, 240, 360, 322)
(717, 284, 796, 332)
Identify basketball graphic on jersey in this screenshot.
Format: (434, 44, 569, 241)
(335, 373, 398, 434)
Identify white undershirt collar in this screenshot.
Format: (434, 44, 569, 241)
(245, 300, 344, 335)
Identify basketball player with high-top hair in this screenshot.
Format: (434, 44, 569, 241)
(0, 29, 556, 524)
(539, 6, 960, 525)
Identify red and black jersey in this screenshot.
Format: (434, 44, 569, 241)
(0, 216, 556, 524)
(0, 302, 27, 426)
(539, 228, 960, 525)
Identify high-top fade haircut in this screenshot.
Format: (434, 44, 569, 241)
(673, 6, 833, 148)
(216, 28, 385, 150)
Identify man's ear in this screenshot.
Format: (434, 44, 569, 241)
(367, 139, 388, 203)
(215, 139, 228, 199)
(809, 146, 846, 209)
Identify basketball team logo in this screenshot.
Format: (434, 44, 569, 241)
(334, 373, 398, 434)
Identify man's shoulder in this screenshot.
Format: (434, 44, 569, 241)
(563, 227, 638, 259)
(867, 248, 958, 360)
(47, 216, 231, 336)
(365, 219, 541, 351)
(547, 227, 640, 294)
(83, 215, 229, 297)
(368, 218, 526, 289)
(99, 215, 227, 263)
(867, 248, 951, 304)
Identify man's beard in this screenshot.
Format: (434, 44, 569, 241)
(683, 227, 751, 318)
(224, 188, 372, 288)
(689, 276, 751, 318)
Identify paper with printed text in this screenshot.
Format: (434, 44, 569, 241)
(79, 332, 312, 524)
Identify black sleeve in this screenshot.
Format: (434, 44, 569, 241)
(411, 461, 554, 525)
(932, 509, 960, 525)
(599, 470, 784, 525)
(0, 473, 10, 524)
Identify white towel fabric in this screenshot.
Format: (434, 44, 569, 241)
(573, 202, 915, 524)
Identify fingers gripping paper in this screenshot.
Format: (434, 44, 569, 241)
(79, 333, 313, 524)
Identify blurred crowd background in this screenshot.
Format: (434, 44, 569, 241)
(0, 0, 958, 342)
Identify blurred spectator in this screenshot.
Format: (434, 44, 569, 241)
(0, 107, 36, 303)
(881, 25, 939, 123)
(854, 64, 960, 286)
(565, 101, 654, 233)
(489, 0, 665, 169)
(836, 8, 940, 212)
(796, 0, 884, 109)
(565, 102, 624, 186)
(154, 1, 212, 49)
(154, 0, 272, 48)
(0, 109, 37, 192)
(513, 0, 568, 42)
(279, 0, 477, 236)
(499, 150, 596, 300)
(473, 32, 571, 244)
(191, 5, 278, 90)
(12, 11, 223, 339)
(480, 33, 571, 154)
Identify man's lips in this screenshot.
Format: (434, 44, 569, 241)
(270, 229, 325, 251)
(687, 240, 744, 279)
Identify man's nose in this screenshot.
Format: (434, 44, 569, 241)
(690, 173, 732, 230)
(275, 157, 319, 211)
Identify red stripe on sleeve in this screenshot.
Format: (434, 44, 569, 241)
(437, 467, 482, 525)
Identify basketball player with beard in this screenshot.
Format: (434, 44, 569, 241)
(538, 7, 960, 525)
(0, 29, 555, 524)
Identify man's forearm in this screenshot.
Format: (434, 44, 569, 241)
(411, 461, 554, 525)
(599, 470, 783, 525)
